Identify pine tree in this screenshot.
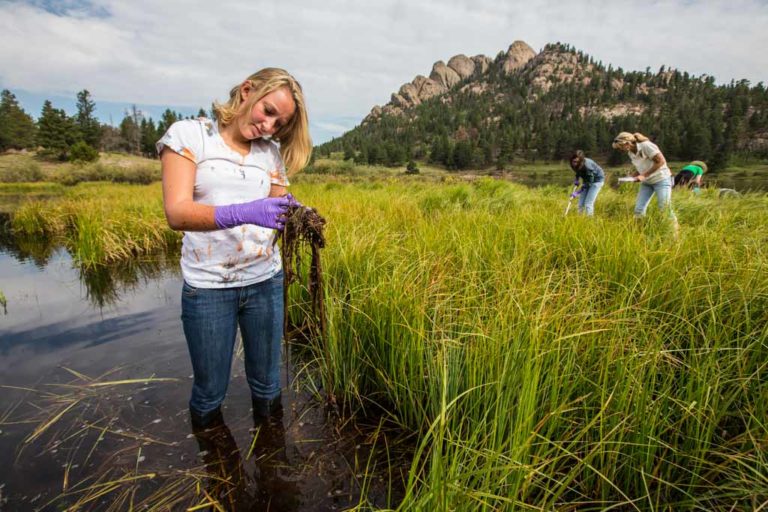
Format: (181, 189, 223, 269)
(37, 100, 75, 160)
(140, 118, 159, 156)
(452, 140, 473, 170)
(0, 90, 37, 150)
(157, 108, 180, 134)
(75, 89, 101, 148)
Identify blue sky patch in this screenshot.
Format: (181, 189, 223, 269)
(17, 0, 110, 18)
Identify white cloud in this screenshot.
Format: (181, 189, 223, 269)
(1, 0, 766, 143)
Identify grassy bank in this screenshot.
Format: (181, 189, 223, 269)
(6, 175, 768, 509)
(0, 151, 160, 186)
(9, 182, 178, 266)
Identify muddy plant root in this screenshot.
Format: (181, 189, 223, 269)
(280, 204, 327, 341)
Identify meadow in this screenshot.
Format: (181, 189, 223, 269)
(1, 154, 768, 509)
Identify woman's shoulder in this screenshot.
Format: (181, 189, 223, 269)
(638, 140, 661, 157)
(638, 139, 660, 151)
(169, 117, 214, 134)
(584, 157, 604, 169)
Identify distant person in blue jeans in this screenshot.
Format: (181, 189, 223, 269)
(157, 68, 312, 428)
(569, 150, 604, 216)
(612, 132, 678, 230)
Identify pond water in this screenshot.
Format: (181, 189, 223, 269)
(0, 240, 404, 511)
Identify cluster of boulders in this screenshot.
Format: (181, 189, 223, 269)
(365, 41, 536, 121)
(363, 39, 690, 126)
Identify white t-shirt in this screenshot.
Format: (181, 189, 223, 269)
(629, 140, 671, 185)
(156, 118, 290, 288)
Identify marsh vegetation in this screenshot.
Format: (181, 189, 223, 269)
(1, 158, 767, 509)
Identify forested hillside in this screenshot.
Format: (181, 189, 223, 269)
(318, 42, 768, 171)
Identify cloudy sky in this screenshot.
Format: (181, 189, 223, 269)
(1, 0, 767, 144)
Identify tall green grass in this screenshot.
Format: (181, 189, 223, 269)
(8, 178, 768, 509)
(288, 180, 768, 510)
(10, 183, 179, 267)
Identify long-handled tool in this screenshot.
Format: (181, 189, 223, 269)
(564, 184, 580, 216)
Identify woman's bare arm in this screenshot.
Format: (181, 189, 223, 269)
(161, 149, 218, 231)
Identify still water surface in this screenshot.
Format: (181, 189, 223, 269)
(0, 245, 401, 511)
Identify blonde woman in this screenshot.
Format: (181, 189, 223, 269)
(157, 68, 312, 428)
(612, 132, 677, 223)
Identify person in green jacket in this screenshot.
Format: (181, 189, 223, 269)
(674, 160, 707, 190)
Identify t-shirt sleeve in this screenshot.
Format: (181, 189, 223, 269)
(268, 144, 290, 187)
(640, 141, 660, 160)
(156, 120, 203, 164)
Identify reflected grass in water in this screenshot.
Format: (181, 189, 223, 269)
(0, 225, 180, 308)
(9, 183, 180, 267)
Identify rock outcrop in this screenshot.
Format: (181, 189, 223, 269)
(520, 44, 597, 93)
(447, 55, 475, 79)
(429, 61, 461, 89)
(501, 40, 536, 74)
(472, 55, 492, 75)
(365, 40, 539, 124)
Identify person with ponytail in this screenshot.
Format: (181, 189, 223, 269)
(157, 68, 312, 428)
(612, 132, 677, 224)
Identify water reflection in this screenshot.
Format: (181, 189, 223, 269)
(79, 254, 179, 308)
(0, 225, 180, 308)
(0, 213, 57, 267)
(191, 403, 302, 511)
(0, 237, 406, 511)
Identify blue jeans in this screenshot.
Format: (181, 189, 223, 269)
(578, 180, 604, 216)
(181, 271, 284, 416)
(634, 177, 677, 220)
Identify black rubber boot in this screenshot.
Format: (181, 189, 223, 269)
(252, 394, 283, 422)
(189, 406, 224, 431)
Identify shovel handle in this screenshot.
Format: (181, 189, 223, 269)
(564, 185, 579, 216)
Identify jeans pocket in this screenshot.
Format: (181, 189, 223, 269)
(182, 281, 198, 298)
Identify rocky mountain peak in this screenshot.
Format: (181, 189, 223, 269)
(502, 40, 536, 74)
(364, 40, 537, 123)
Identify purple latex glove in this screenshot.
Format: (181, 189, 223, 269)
(573, 179, 580, 186)
(284, 193, 302, 208)
(569, 189, 581, 199)
(214, 195, 299, 231)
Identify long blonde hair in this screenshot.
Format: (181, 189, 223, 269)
(214, 68, 312, 174)
(612, 131, 649, 148)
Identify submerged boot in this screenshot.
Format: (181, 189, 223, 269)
(191, 416, 249, 509)
(252, 394, 283, 422)
(190, 406, 224, 431)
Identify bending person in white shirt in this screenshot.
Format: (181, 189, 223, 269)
(612, 132, 677, 226)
